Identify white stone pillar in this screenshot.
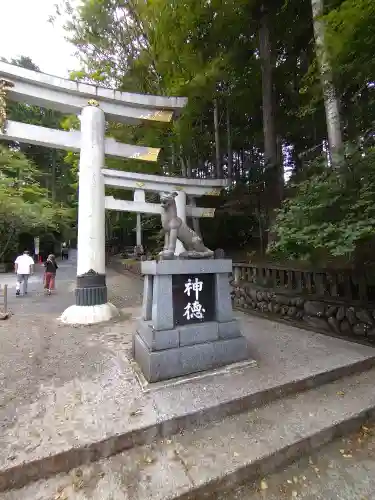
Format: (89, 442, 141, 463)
(76, 106, 105, 276)
(60, 105, 118, 325)
(136, 213, 142, 247)
(175, 190, 187, 255)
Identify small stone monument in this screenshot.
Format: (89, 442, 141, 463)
(132, 192, 250, 382)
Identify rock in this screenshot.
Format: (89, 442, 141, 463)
(273, 303, 281, 314)
(340, 319, 352, 335)
(290, 297, 300, 307)
(256, 291, 264, 301)
(214, 248, 225, 259)
(304, 301, 325, 317)
(296, 310, 304, 320)
(356, 309, 373, 325)
(346, 307, 357, 325)
(295, 297, 305, 308)
(267, 303, 273, 313)
(336, 306, 346, 321)
(352, 323, 368, 336)
(249, 289, 258, 301)
(303, 315, 331, 332)
(287, 306, 297, 317)
(267, 292, 274, 301)
(325, 305, 338, 318)
(327, 316, 341, 334)
(281, 306, 289, 316)
(367, 328, 375, 340)
(274, 294, 291, 306)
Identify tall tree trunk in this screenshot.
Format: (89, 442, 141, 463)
(276, 134, 283, 174)
(179, 145, 187, 177)
(240, 149, 245, 178)
(226, 102, 233, 180)
(213, 98, 222, 178)
(311, 0, 343, 167)
(187, 156, 192, 178)
(259, 4, 282, 210)
(171, 142, 176, 170)
(189, 197, 202, 238)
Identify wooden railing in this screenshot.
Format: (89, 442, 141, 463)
(232, 262, 375, 304)
(231, 263, 375, 342)
(0, 284, 8, 317)
(108, 257, 375, 340)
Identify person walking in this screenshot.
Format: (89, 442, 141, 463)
(14, 250, 35, 296)
(61, 242, 69, 261)
(44, 254, 58, 295)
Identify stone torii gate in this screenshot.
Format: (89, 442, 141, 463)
(0, 62, 227, 325)
(103, 169, 226, 253)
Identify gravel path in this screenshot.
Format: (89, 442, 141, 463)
(0, 252, 143, 433)
(5, 255, 375, 500)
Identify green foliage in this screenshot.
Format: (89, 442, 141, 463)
(0, 147, 73, 261)
(325, 0, 375, 86)
(268, 146, 375, 262)
(0, 56, 80, 246)
(54, 0, 375, 260)
(4, 57, 79, 215)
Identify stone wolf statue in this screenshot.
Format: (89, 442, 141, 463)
(159, 191, 214, 260)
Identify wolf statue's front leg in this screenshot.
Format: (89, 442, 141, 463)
(163, 231, 169, 251)
(159, 229, 177, 260)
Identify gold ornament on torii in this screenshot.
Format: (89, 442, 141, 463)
(0, 79, 14, 134)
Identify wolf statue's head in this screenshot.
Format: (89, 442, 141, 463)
(159, 191, 178, 210)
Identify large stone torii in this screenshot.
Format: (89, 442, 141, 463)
(0, 62, 228, 325)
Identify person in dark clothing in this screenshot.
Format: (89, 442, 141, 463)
(61, 247, 69, 260)
(61, 243, 69, 260)
(44, 254, 58, 295)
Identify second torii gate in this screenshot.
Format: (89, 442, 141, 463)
(103, 169, 226, 254)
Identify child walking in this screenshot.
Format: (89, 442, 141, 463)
(44, 254, 58, 295)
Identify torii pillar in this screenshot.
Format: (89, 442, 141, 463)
(60, 104, 118, 325)
(175, 190, 187, 255)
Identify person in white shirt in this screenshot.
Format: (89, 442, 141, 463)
(14, 250, 35, 296)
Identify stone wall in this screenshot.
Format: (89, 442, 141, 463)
(231, 263, 375, 343)
(107, 256, 375, 342)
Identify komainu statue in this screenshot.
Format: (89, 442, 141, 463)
(159, 191, 214, 260)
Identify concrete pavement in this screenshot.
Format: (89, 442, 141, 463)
(1, 255, 375, 499)
(223, 421, 375, 499)
(2, 250, 143, 316)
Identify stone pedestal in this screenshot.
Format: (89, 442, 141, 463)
(133, 259, 250, 382)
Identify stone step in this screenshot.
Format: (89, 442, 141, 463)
(3, 366, 375, 500)
(1, 311, 374, 494)
(1, 349, 373, 495)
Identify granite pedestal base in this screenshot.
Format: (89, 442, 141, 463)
(133, 259, 251, 382)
